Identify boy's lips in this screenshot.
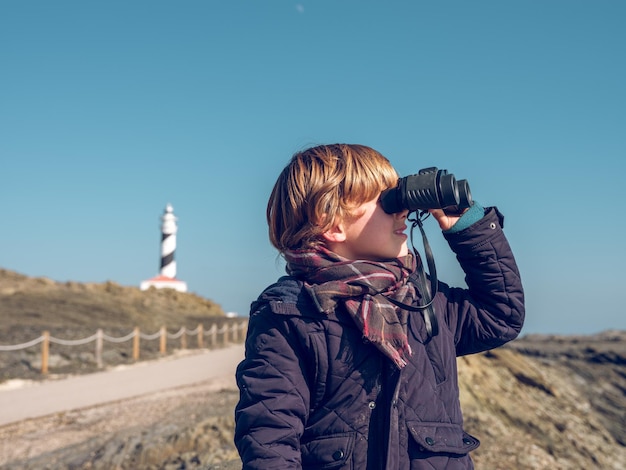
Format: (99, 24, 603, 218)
(394, 225, 407, 235)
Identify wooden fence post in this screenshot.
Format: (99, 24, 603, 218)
(96, 328, 103, 368)
(41, 331, 50, 374)
(210, 324, 217, 348)
(197, 323, 204, 349)
(159, 326, 167, 354)
(181, 329, 187, 350)
(133, 326, 140, 360)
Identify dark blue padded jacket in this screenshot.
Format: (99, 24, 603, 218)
(235, 207, 525, 470)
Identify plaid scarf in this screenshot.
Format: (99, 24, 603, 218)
(284, 247, 417, 368)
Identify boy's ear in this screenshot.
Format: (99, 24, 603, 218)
(322, 222, 346, 243)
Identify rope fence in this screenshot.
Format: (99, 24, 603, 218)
(0, 321, 247, 374)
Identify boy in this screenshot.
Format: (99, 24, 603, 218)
(235, 144, 524, 469)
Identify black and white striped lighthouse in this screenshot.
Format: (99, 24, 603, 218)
(140, 204, 188, 292)
(159, 203, 178, 278)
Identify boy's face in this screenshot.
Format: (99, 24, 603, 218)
(323, 196, 409, 261)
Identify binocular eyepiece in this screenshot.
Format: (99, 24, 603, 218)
(380, 167, 472, 215)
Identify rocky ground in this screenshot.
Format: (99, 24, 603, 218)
(0, 375, 241, 470)
(0, 269, 625, 469)
(459, 331, 625, 469)
(0, 331, 623, 470)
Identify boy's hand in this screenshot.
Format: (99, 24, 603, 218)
(428, 209, 465, 231)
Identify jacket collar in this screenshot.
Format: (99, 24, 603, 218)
(251, 275, 344, 323)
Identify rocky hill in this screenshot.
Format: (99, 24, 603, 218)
(459, 331, 625, 469)
(0, 268, 624, 469)
(0, 268, 228, 381)
(0, 268, 225, 331)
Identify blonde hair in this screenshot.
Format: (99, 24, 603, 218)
(267, 144, 399, 252)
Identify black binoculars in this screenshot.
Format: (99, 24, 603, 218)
(380, 167, 472, 215)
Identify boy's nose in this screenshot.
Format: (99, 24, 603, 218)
(394, 209, 409, 219)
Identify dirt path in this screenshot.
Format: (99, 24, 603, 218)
(0, 344, 244, 427)
(0, 374, 241, 468)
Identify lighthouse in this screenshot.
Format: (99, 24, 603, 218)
(140, 204, 188, 292)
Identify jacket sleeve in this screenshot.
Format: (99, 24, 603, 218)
(235, 306, 310, 469)
(440, 206, 525, 356)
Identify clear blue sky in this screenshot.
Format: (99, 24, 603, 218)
(2, 1, 624, 335)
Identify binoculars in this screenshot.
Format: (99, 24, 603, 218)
(380, 167, 472, 215)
